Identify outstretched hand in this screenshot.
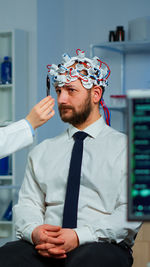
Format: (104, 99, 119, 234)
(26, 96, 55, 130)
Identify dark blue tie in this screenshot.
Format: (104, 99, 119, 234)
(62, 131, 88, 228)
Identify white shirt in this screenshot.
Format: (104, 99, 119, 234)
(13, 116, 141, 247)
(0, 119, 33, 159)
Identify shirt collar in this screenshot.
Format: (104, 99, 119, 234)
(67, 116, 106, 139)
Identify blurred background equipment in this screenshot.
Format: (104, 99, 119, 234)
(128, 16, 150, 41)
(127, 89, 150, 221)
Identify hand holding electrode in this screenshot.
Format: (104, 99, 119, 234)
(26, 96, 55, 130)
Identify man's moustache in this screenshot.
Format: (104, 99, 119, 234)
(59, 105, 73, 110)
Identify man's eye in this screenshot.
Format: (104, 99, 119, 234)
(69, 88, 75, 92)
(56, 89, 61, 94)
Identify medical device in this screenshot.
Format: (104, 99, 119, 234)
(127, 89, 150, 221)
(47, 49, 110, 89)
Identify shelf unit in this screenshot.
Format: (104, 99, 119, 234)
(90, 40, 150, 94)
(0, 29, 28, 246)
(90, 40, 150, 131)
(90, 40, 150, 53)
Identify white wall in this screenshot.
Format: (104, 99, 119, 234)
(37, 0, 67, 142)
(62, 0, 150, 91)
(0, 0, 150, 139)
(61, 0, 150, 131)
(0, 0, 37, 113)
(63, 0, 150, 52)
(36, 0, 150, 139)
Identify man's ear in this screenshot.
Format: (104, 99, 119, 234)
(92, 86, 103, 104)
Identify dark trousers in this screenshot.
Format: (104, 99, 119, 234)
(0, 239, 133, 267)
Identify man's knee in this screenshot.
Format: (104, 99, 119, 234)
(66, 242, 102, 267)
(0, 240, 36, 266)
(66, 242, 133, 267)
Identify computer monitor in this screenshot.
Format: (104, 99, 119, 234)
(127, 90, 150, 221)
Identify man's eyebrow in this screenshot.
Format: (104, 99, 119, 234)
(65, 84, 76, 88)
(55, 84, 77, 90)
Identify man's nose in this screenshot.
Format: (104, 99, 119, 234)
(58, 90, 69, 104)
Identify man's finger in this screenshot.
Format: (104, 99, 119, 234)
(51, 254, 67, 259)
(43, 224, 61, 231)
(44, 230, 61, 238)
(49, 247, 66, 256)
(45, 236, 65, 245)
(38, 250, 51, 258)
(35, 243, 53, 251)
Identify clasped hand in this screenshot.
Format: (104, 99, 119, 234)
(32, 224, 79, 259)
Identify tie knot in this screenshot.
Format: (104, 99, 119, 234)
(73, 131, 88, 141)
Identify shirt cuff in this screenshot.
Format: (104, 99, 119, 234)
(25, 119, 35, 137)
(16, 223, 40, 244)
(74, 225, 96, 245)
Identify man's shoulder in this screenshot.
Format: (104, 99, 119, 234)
(100, 124, 127, 151)
(108, 126, 126, 141)
(102, 124, 126, 140)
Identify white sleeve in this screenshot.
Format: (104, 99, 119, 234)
(75, 181, 142, 247)
(75, 147, 142, 247)
(0, 119, 33, 158)
(13, 153, 45, 244)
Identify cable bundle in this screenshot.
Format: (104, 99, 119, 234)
(100, 98, 111, 126)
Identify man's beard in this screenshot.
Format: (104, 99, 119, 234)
(58, 93, 92, 126)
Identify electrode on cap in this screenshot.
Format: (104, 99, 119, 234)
(62, 53, 71, 62)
